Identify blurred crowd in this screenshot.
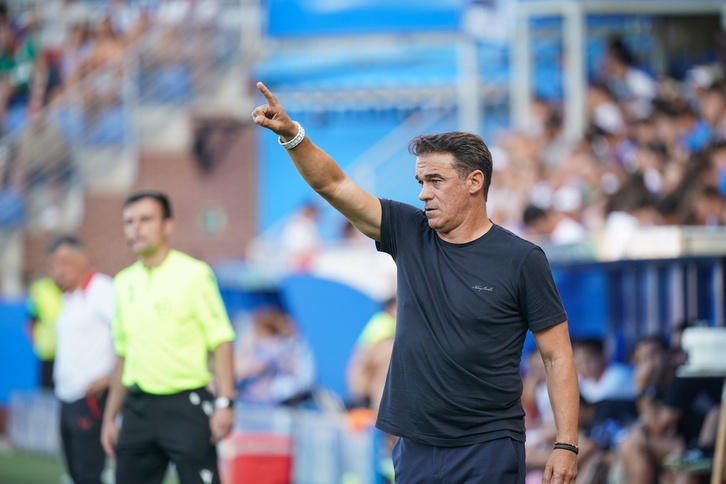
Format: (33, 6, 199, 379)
(0, 0, 221, 232)
(248, 36, 726, 276)
(493, 38, 726, 254)
(3, 3, 725, 483)
(246, 201, 398, 303)
(0, 0, 219, 113)
(522, 323, 723, 484)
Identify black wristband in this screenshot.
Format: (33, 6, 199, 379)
(553, 442, 579, 455)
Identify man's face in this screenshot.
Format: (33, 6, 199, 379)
(415, 152, 475, 235)
(123, 198, 172, 257)
(49, 245, 87, 292)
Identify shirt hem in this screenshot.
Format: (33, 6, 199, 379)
(375, 419, 525, 447)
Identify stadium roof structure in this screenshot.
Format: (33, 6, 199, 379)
(254, 0, 726, 136)
(255, 27, 509, 132)
(254, 40, 508, 108)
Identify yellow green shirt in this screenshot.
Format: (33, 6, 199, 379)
(113, 250, 235, 394)
(27, 277, 63, 360)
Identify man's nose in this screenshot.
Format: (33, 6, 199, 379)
(418, 184, 431, 201)
(127, 219, 141, 234)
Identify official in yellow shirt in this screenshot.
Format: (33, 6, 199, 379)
(101, 190, 235, 484)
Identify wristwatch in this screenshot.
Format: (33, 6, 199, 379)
(214, 396, 235, 409)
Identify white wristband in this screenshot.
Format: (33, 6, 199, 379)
(278, 121, 305, 150)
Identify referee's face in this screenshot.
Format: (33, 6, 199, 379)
(123, 198, 173, 257)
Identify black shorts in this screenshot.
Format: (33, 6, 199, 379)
(115, 386, 220, 484)
(392, 436, 526, 484)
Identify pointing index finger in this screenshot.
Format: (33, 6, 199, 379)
(256, 82, 279, 107)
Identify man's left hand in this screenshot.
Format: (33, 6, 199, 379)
(210, 407, 234, 443)
(542, 449, 578, 484)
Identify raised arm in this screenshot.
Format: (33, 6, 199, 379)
(251, 82, 382, 241)
(534, 322, 579, 484)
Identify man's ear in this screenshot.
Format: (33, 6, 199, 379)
(163, 218, 175, 238)
(467, 170, 485, 194)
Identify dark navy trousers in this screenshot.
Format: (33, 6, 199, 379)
(392, 436, 526, 483)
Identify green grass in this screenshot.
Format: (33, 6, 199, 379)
(0, 451, 180, 484)
(0, 452, 66, 484)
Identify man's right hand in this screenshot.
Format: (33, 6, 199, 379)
(249, 81, 383, 242)
(251, 82, 299, 140)
(101, 418, 119, 458)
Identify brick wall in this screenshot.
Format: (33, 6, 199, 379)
(24, 121, 258, 280)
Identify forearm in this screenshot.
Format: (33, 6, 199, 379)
(213, 341, 235, 399)
(104, 356, 127, 423)
(210, 341, 236, 442)
(544, 354, 580, 444)
(285, 136, 347, 196)
(253, 82, 382, 240)
(288, 137, 382, 239)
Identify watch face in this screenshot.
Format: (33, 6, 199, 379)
(215, 397, 232, 409)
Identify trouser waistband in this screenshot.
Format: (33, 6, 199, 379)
(127, 384, 208, 398)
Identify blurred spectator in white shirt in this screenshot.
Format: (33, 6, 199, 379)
(522, 203, 587, 246)
(600, 37, 658, 120)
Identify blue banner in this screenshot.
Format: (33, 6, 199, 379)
(267, 0, 465, 36)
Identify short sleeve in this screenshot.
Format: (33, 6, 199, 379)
(519, 248, 568, 332)
(377, 198, 423, 258)
(189, 265, 235, 350)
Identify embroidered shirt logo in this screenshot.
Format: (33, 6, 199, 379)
(472, 285, 493, 292)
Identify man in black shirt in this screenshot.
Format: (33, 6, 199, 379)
(252, 82, 579, 484)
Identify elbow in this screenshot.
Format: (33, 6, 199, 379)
(311, 176, 343, 198)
